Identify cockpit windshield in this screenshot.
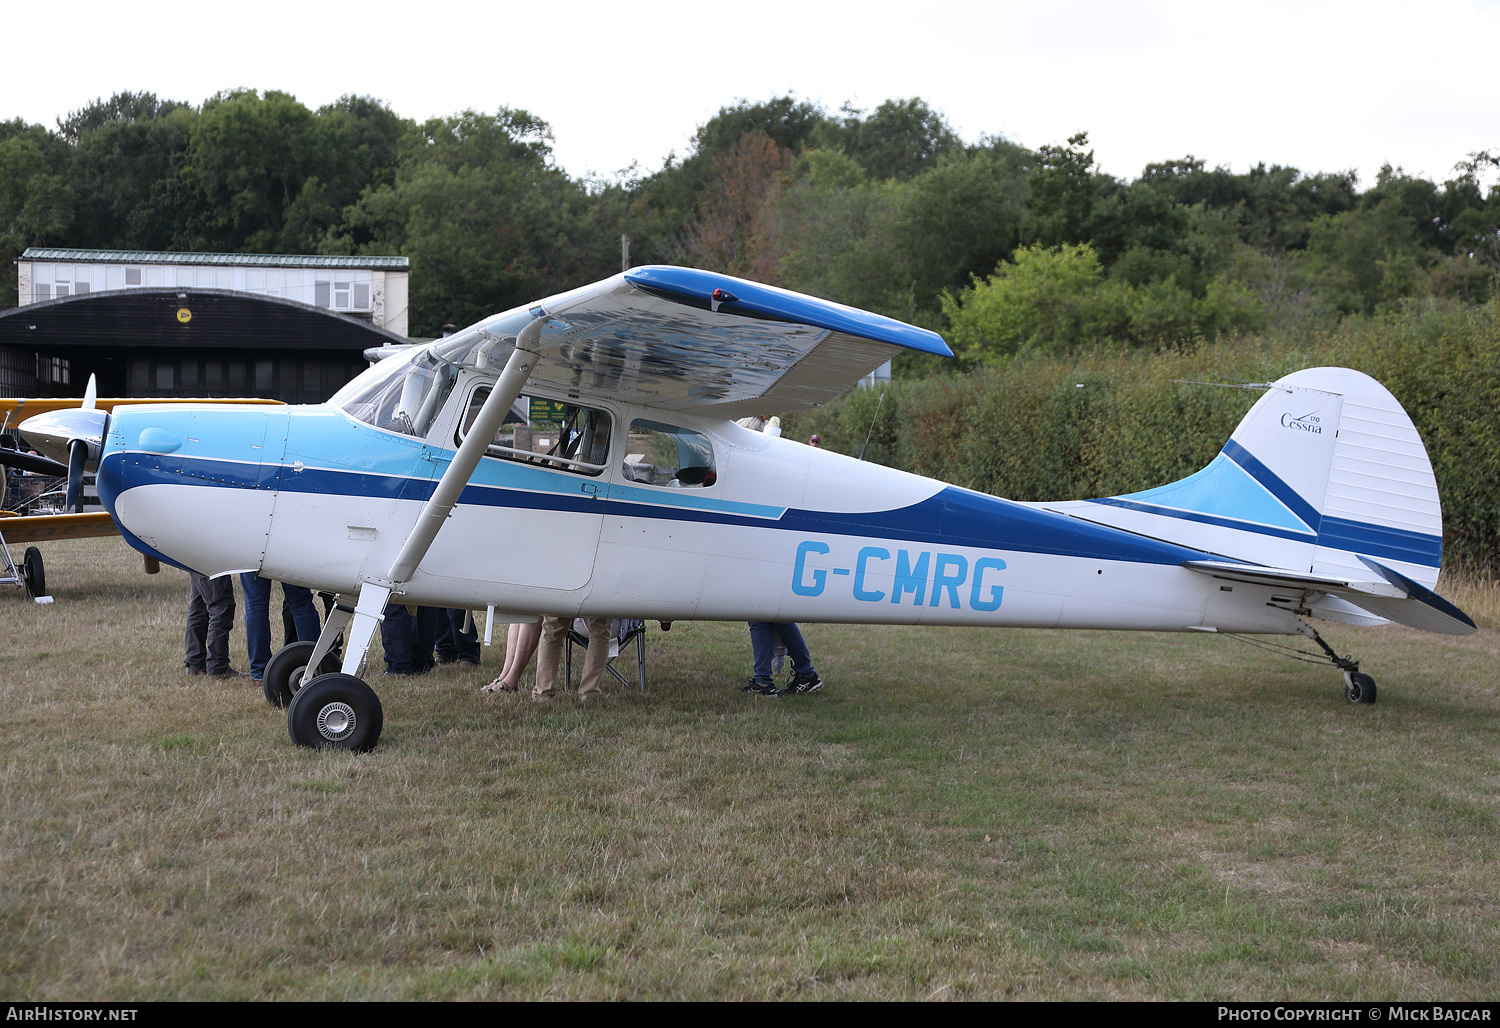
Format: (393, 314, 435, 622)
(331, 306, 541, 438)
(333, 345, 462, 438)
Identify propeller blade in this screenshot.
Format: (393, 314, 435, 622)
(65, 439, 87, 512)
(82, 374, 98, 411)
(0, 447, 68, 476)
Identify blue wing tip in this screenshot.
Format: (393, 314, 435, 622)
(625, 266, 954, 358)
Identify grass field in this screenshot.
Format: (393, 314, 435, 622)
(1, 538, 1497, 1000)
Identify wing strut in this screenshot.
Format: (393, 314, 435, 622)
(328, 321, 544, 680)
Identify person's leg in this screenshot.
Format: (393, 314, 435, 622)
(279, 589, 296, 649)
(532, 616, 569, 699)
(434, 611, 458, 663)
(412, 607, 441, 673)
(498, 622, 524, 681)
(770, 623, 817, 678)
(204, 576, 237, 675)
(240, 573, 272, 681)
(502, 621, 541, 687)
(578, 617, 613, 700)
(451, 610, 482, 664)
(746, 622, 776, 686)
(184, 576, 208, 672)
(380, 604, 413, 674)
(283, 584, 321, 643)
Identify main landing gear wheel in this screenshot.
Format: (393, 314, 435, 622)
(286, 673, 383, 752)
(20, 546, 44, 599)
(1344, 671, 1378, 705)
(263, 640, 343, 709)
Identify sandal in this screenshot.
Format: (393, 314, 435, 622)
(480, 678, 517, 694)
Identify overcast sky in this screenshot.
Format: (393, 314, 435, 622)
(8, 0, 1498, 189)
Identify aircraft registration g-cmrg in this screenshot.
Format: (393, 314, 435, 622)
(17, 266, 1476, 752)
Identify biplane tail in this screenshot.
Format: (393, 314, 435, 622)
(1048, 367, 1475, 634)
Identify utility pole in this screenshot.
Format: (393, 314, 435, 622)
(621, 234, 630, 273)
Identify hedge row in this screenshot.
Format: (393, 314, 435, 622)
(782, 299, 1500, 571)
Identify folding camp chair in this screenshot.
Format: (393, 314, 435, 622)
(562, 618, 648, 692)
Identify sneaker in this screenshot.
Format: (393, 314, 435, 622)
(741, 679, 778, 697)
(779, 671, 823, 695)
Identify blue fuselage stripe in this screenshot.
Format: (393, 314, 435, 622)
(1086, 496, 1318, 544)
(99, 451, 1214, 565)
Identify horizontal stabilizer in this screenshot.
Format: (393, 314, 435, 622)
(1183, 559, 1477, 636)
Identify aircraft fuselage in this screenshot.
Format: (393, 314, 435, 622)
(97, 394, 1302, 637)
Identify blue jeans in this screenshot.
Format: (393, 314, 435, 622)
(240, 574, 321, 680)
(435, 608, 481, 664)
(380, 605, 441, 673)
(748, 622, 815, 684)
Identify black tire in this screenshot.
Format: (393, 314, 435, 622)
(20, 546, 44, 599)
(287, 673, 383, 752)
(263, 640, 342, 709)
(1345, 672, 1378, 705)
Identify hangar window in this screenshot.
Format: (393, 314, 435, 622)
(315, 270, 371, 311)
(624, 420, 717, 488)
(125, 267, 141, 286)
(458, 388, 611, 478)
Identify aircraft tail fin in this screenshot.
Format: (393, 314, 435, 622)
(1045, 367, 1465, 630)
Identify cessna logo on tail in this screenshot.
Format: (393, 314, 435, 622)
(1281, 411, 1323, 434)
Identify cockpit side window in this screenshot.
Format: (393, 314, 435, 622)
(458, 388, 611, 477)
(625, 419, 717, 488)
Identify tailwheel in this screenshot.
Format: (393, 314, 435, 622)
(263, 640, 342, 709)
(1344, 671, 1378, 705)
(286, 673, 383, 752)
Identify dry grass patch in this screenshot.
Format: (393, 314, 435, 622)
(1, 538, 1498, 999)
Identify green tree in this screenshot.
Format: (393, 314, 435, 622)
(814, 97, 963, 181)
(343, 108, 621, 334)
(64, 94, 197, 249)
(942, 243, 1131, 358)
(1020, 133, 1109, 249)
(0, 134, 74, 304)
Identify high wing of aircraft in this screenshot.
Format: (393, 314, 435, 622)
(19, 266, 1475, 752)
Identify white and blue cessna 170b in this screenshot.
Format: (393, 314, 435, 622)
(19, 266, 1476, 751)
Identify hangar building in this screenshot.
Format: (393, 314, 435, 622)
(1, 249, 411, 401)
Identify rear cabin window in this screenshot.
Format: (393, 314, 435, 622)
(625, 419, 717, 488)
(459, 388, 612, 477)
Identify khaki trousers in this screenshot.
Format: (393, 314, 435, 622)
(534, 616, 612, 700)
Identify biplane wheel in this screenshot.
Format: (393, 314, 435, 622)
(263, 641, 343, 709)
(20, 547, 45, 599)
(287, 673, 383, 752)
(1344, 672, 1378, 705)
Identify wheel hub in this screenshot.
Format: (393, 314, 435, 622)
(316, 701, 356, 741)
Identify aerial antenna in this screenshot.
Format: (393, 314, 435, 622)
(1172, 376, 1289, 393)
(858, 385, 888, 462)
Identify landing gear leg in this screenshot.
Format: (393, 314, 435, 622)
(1299, 623, 1377, 704)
